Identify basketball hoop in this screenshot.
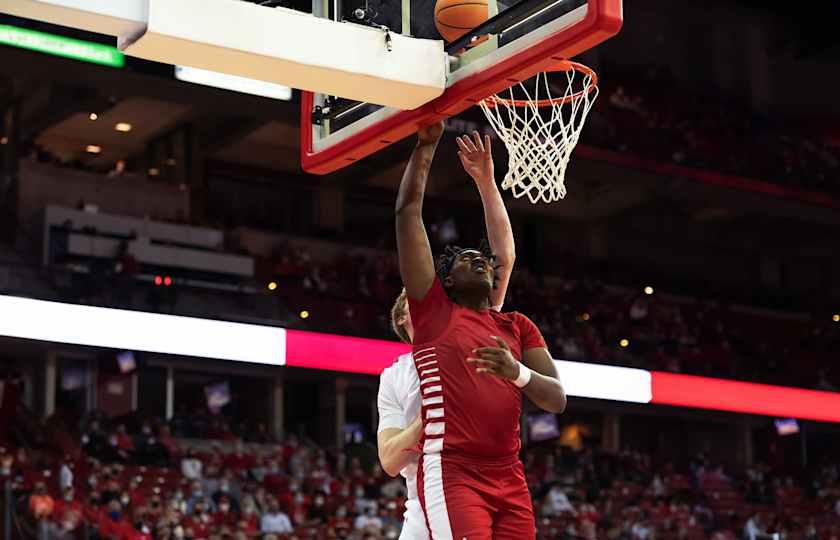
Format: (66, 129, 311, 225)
(479, 60, 599, 204)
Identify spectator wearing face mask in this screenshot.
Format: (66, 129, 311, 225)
(182, 449, 203, 481)
(213, 475, 241, 514)
(238, 497, 260, 535)
(307, 491, 329, 525)
(352, 485, 372, 515)
(325, 503, 351, 535)
(186, 481, 206, 514)
(212, 495, 238, 528)
(98, 500, 132, 540)
(260, 498, 293, 535)
(353, 505, 383, 534)
(183, 499, 212, 539)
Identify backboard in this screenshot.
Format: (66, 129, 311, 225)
(301, 0, 622, 174)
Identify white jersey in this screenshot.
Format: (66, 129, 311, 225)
(377, 353, 429, 540)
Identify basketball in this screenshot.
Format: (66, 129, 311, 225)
(434, 0, 489, 44)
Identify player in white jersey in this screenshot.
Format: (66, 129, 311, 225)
(376, 130, 516, 539)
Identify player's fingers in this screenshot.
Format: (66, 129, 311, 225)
(484, 134, 492, 156)
(473, 130, 485, 152)
(467, 357, 499, 370)
(455, 137, 470, 153)
(473, 347, 503, 356)
(491, 335, 510, 350)
(461, 134, 477, 153)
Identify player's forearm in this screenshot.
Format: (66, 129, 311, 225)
(395, 142, 438, 216)
(477, 181, 515, 307)
(378, 417, 423, 476)
(522, 372, 567, 414)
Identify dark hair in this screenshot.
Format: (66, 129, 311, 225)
(435, 240, 500, 289)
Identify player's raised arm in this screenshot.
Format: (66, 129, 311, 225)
(396, 122, 444, 299)
(457, 131, 515, 311)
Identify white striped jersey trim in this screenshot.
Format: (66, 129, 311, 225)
(426, 407, 444, 419)
(421, 453, 452, 539)
(414, 347, 445, 457)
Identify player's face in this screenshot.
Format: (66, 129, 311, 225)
(447, 249, 494, 292)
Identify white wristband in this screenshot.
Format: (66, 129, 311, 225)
(513, 362, 532, 388)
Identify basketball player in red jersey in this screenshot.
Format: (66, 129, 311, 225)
(395, 121, 566, 540)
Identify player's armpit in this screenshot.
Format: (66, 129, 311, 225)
(521, 347, 566, 414)
(377, 416, 423, 477)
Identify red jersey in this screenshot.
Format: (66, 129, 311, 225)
(408, 277, 547, 461)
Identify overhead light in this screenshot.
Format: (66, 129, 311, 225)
(115, 122, 132, 133)
(89, 113, 98, 121)
(300, 310, 310, 319)
(619, 338, 629, 348)
(644, 286, 654, 295)
(175, 65, 292, 101)
(86, 145, 102, 154)
(148, 168, 160, 177)
(833, 314, 839, 323)
(267, 282, 278, 291)
(0, 137, 7, 145)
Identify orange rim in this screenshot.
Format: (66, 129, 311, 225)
(481, 60, 598, 108)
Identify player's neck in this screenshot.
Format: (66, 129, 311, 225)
(454, 293, 491, 311)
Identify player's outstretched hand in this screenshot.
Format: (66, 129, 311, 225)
(417, 121, 445, 146)
(467, 336, 520, 380)
(456, 130, 494, 186)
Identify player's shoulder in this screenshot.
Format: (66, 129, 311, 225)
(493, 309, 528, 322)
(380, 352, 415, 380)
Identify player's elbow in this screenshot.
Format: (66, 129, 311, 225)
(552, 394, 567, 414)
(379, 457, 401, 477)
(544, 386, 567, 414)
(377, 448, 401, 477)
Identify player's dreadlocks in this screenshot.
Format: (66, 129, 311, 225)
(436, 239, 501, 290)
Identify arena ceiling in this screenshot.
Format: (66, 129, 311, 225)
(0, 14, 838, 234)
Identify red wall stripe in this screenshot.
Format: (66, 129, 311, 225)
(651, 372, 840, 423)
(285, 329, 410, 375)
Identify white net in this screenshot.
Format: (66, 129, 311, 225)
(479, 63, 598, 203)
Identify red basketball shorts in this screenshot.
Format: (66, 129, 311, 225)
(416, 454, 536, 540)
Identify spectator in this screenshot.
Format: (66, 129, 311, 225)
(542, 484, 576, 516)
(354, 505, 383, 533)
(744, 513, 766, 540)
(59, 458, 73, 492)
(212, 495, 238, 528)
(181, 449, 203, 481)
(260, 499, 293, 535)
(98, 500, 132, 540)
(29, 481, 55, 519)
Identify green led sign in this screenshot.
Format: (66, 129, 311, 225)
(0, 24, 124, 68)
